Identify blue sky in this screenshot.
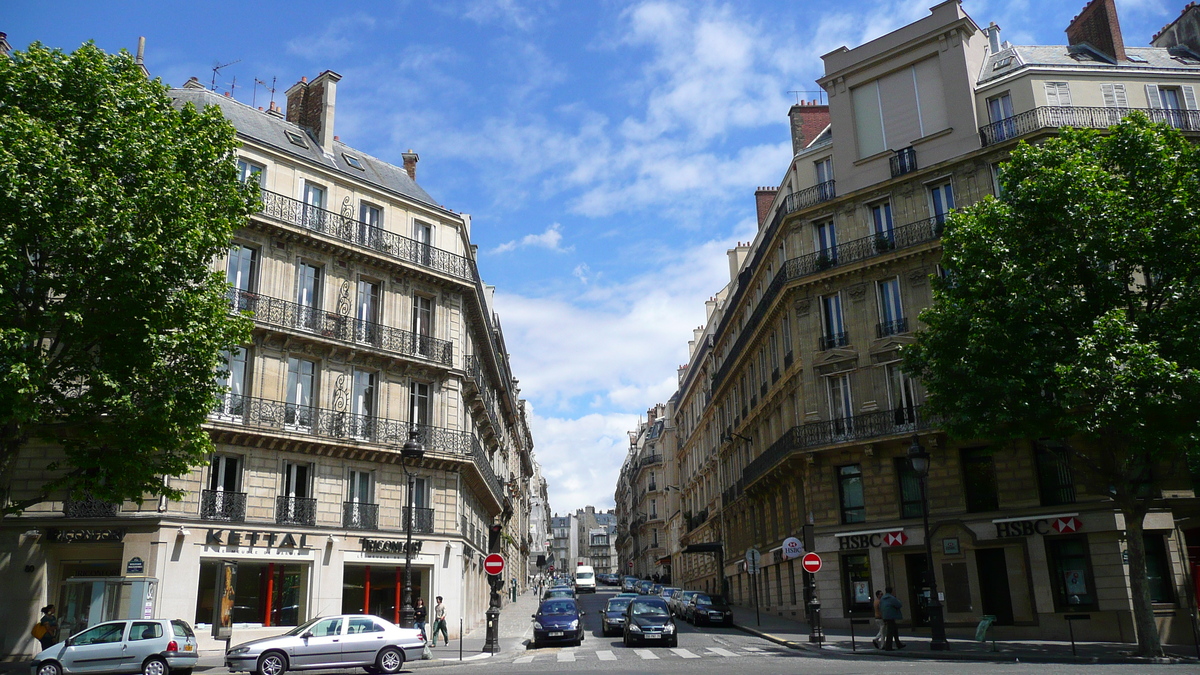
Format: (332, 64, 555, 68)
(6, 0, 1183, 514)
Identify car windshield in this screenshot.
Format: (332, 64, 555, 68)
(695, 594, 712, 604)
(547, 589, 572, 597)
(631, 601, 669, 617)
(606, 598, 632, 612)
(577, 573, 593, 580)
(707, 595, 727, 605)
(284, 618, 324, 637)
(540, 601, 577, 615)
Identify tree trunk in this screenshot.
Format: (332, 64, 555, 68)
(1124, 511, 1165, 657)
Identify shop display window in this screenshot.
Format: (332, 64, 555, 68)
(196, 560, 306, 627)
(1045, 535, 1098, 611)
(841, 553, 873, 615)
(341, 564, 426, 621)
(1143, 532, 1174, 604)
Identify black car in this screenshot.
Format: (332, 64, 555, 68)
(532, 598, 585, 647)
(601, 596, 633, 637)
(622, 596, 677, 647)
(690, 593, 734, 626)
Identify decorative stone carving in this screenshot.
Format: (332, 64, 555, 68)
(909, 268, 930, 286)
(794, 297, 811, 317)
(847, 283, 866, 301)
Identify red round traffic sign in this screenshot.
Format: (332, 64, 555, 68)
(801, 552, 823, 574)
(627, 561, 633, 569)
(484, 553, 505, 575)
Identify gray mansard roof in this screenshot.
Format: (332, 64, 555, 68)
(980, 44, 1200, 85)
(170, 87, 439, 208)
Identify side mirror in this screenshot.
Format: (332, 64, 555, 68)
(580, 611, 586, 616)
(301, 631, 313, 639)
(531, 614, 537, 619)
(65, 637, 75, 647)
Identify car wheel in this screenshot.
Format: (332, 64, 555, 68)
(37, 662, 62, 675)
(256, 651, 288, 675)
(143, 657, 169, 675)
(375, 647, 404, 675)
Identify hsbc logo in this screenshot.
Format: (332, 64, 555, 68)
(838, 530, 908, 550)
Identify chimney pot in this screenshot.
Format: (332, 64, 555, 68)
(788, 102, 830, 155)
(987, 22, 1001, 53)
(402, 150, 420, 181)
(1066, 0, 1126, 62)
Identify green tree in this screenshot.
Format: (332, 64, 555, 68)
(904, 115, 1200, 656)
(0, 42, 254, 514)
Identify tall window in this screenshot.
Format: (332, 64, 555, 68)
(296, 262, 322, 330)
(781, 314, 793, 362)
(894, 457, 923, 518)
(413, 295, 433, 336)
(650, 499, 657, 518)
(961, 447, 999, 512)
(877, 277, 904, 337)
(209, 455, 242, 493)
(827, 374, 853, 435)
(283, 461, 310, 500)
(410, 381, 431, 426)
(413, 221, 433, 265)
(814, 220, 837, 264)
(1046, 536, 1096, 610)
(1143, 533, 1174, 603)
(214, 347, 248, 418)
(1036, 442, 1076, 506)
(887, 363, 917, 425)
(769, 332, 779, 375)
(820, 294, 845, 349)
(237, 159, 265, 186)
(411, 477, 429, 509)
(1044, 82, 1073, 125)
(359, 203, 382, 247)
(285, 357, 316, 430)
(347, 469, 372, 504)
(302, 182, 326, 230)
(1148, 84, 1196, 129)
(929, 180, 955, 227)
(838, 464, 865, 523)
(871, 201, 894, 243)
(815, 157, 834, 185)
(1100, 84, 1129, 124)
(987, 93, 1015, 141)
(346, 469, 373, 529)
(351, 369, 376, 436)
(356, 280, 380, 343)
(226, 245, 257, 293)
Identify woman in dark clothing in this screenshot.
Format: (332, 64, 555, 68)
(37, 605, 59, 650)
(414, 599, 428, 637)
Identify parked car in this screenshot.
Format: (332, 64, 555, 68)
(600, 596, 634, 637)
(621, 577, 638, 592)
(689, 594, 734, 626)
(543, 586, 576, 600)
(673, 590, 701, 617)
(32, 619, 199, 675)
(622, 597, 676, 648)
(531, 598, 585, 647)
(224, 615, 423, 675)
(637, 580, 653, 594)
(660, 587, 680, 605)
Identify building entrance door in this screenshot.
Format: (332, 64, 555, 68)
(975, 548, 1014, 625)
(59, 578, 121, 638)
(904, 553, 930, 627)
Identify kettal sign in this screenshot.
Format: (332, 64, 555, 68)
(484, 553, 505, 576)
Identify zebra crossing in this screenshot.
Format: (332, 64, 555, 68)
(511, 644, 780, 664)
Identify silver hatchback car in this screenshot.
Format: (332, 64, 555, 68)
(32, 619, 199, 675)
(225, 615, 424, 675)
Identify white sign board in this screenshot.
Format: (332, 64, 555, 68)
(782, 537, 803, 560)
(745, 547, 761, 574)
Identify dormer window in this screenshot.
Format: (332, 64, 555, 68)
(343, 153, 364, 170)
(284, 130, 308, 148)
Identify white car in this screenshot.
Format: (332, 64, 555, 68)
(224, 615, 423, 675)
(32, 619, 199, 675)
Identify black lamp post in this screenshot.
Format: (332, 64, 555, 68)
(908, 435, 949, 650)
(399, 429, 425, 629)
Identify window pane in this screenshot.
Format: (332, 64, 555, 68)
(839, 464, 865, 523)
(895, 458, 923, 518)
(961, 447, 998, 512)
(1143, 533, 1173, 603)
(1046, 536, 1096, 610)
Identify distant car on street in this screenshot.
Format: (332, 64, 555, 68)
(621, 577, 639, 592)
(601, 596, 634, 637)
(224, 615, 423, 675)
(637, 580, 653, 594)
(32, 619, 199, 675)
(672, 590, 701, 617)
(543, 586, 576, 600)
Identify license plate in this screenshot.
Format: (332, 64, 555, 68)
(184, 645, 194, 652)
(548, 631, 564, 637)
(645, 633, 661, 639)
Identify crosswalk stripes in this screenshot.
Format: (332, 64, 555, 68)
(512, 654, 536, 664)
(670, 648, 701, 658)
(742, 646, 765, 652)
(596, 650, 617, 661)
(512, 644, 786, 663)
(557, 649, 577, 662)
(706, 647, 738, 657)
(634, 649, 660, 660)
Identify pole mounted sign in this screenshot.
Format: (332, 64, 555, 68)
(745, 547, 762, 574)
(484, 553, 505, 576)
(801, 552, 823, 574)
(782, 537, 803, 560)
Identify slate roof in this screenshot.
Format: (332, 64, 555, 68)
(169, 87, 440, 210)
(980, 44, 1200, 85)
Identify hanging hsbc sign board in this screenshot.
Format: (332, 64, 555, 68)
(835, 528, 908, 551)
(992, 514, 1082, 539)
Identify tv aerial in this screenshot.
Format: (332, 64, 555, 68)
(210, 59, 241, 92)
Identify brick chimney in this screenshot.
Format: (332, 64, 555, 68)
(1066, 0, 1126, 62)
(285, 70, 342, 153)
(755, 187, 778, 227)
(788, 101, 830, 155)
(1152, 2, 1200, 54)
(402, 150, 419, 181)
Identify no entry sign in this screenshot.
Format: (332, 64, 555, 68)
(801, 552, 823, 574)
(484, 553, 505, 576)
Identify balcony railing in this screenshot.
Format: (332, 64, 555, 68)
(201, 490, 247, 522)
(890, 147, 917, 177)
(208, 394, 474, 455)
(470, 436, 508, 510)
(403, 506, 435, 534)
(228, 289, 452, 366)
(640, 454, 663, 467)
(63, 495, 119, 518)
(876, 317, 909, 338)
(979, 105, 1200, 147)
(276, 495, 317, 526)
(818, 331, 849, 351)
(742, 405, 936, 488)
(343, 501, 379, 530)
(464, 355, 504, 435)
(258, 190, 475, 281)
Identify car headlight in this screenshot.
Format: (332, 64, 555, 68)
(629, 624, 642, 633)
(663, 623, 675, 634)
(533, 621, 543, 630)
(568, 620, 579, 630)
(227, 647, 250, 656)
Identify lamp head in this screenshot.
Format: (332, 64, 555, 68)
(907, 434, 930, 476)
(402, 429, 425, 460)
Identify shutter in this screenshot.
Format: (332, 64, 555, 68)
(1183, 85, 1198, 110)
(1055, 82, 1072, 106)
(879, 67, 920, 146)
(852, 81, 886, 157)
(1101, 84, 1126, 107)
(914, 57, 949, 134)
(1146, 84, 1163, 108)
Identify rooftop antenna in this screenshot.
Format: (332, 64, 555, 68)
(226, 75, 238, 98)
(253, 77, 277, 108)
(210, 58, 241, 92)
(788, 90, 827, 105)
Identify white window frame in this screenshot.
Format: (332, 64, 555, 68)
(877, 277, 904, 328)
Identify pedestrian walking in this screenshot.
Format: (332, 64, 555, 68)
(871, 589, 885, 649)
(32, 605, 58, 651)
(430, 596, 449, 646)
(414, 599, 427, 637)
(880, 587, 906, 650)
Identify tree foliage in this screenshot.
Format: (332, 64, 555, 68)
(0, 42, 254, 513)
(904, 115, 1200, 655)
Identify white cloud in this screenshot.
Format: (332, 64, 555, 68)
(529, 408, 640, 512)
(286, 14, 377, 60)
(491, 223, 573, 254)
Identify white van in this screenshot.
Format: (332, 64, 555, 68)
(574, 565, 597, 593)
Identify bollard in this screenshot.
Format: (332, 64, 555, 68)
(808, 595, 824, 646)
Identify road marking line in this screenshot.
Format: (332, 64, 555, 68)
(707, 647, 738, 657)
(513, 655, 536, 663)
(634, 649, 659, 660)
(557, 649, 576, 662)
(596, 650, 617, 661)
(670, 648, 701, 659)
(742, 646, 765, 652)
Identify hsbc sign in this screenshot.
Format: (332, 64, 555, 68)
(994, 516, 1082, 538)
(838, 530, 908, 550)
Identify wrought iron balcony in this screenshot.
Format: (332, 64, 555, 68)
(208, 393, 474, 455)
(343, 501, 379, 530)
(63, 495, 119, 518)
(463, 355, 504, 435)
(818, 331, 849, 351)
(979, 105, 1200, 147)
(890, 146, 917, 178)
(403, 506, 435, 534)
(228, 289, 452, 366)
(201, 490, 246, 522)
(640, 453, 663, 467)
(876, 317, 909, 338)
(470, 435, 507, 509)
(276, 495, 317, 526)
(258, 190, 475, 281)
(742, 405, 936, 488)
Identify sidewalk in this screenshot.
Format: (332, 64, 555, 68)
(728, 603, 1200, 665)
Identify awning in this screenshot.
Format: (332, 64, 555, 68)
(656, 556, 672, 566)
(681, 542, 723, 554)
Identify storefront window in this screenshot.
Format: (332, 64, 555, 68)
(841, 553, 873, 615)
(1045, 535, 1097, 611)
(341, 564, 426, 621)
(1144, 532, 1174, 604)
(196, 560, 307, 627)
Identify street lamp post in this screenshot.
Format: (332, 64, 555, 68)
(908, 435, 950, 650)
(399, 430, 425, 629)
